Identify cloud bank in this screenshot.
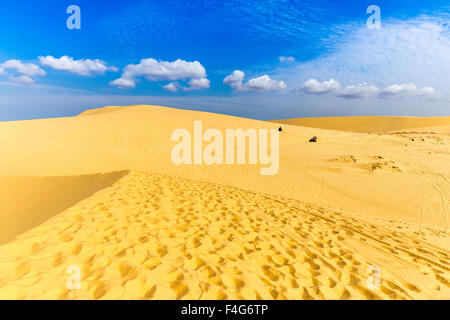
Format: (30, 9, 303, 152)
(379, 84, 436, 99)
(300, 78, 435, 99)
(278, 15, 450, 100)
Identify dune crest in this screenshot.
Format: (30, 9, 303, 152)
(271, 116, 450, 133)
(77, 105, 150, 117)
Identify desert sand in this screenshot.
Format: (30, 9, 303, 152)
(271, 116, 450, 134)
(0, 105, 448, 300)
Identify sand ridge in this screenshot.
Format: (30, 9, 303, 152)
(271, 116, 450, 133)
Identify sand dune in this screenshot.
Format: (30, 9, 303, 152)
(271, 116, 450, 133)
(0, 171, 448, 300)
(0, 105, 448, 299)
(0, 172, 128, 245)
(77, 106, 140, 117)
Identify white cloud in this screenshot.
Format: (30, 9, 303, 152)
(223, 70, 286, 92)
(9, 75, 34, 85)
(163, 78, 210, 92)
(184, 78, 210, 91)
(279, 56, 295, 63)
(110, 77, 136, 89)
(380, 84, 436, 98)
(125, 58, 206, 80)
(39, 56, 117, 76)
(1, 60, 46, 76)
(416, 87, 437, 97)
(337, 83, 379, 99)
(111, 58, 209, 89)
(246, 75, 287, 92)
(301, 79, 341, 94)
(163, 82, 180, 92)
(223, 70, 245, 91)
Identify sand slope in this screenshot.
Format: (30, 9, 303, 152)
(0, 172, 128, 245)
(271, 116, 450, 133)
(0, 105, 448, 300)
(0, 171, 448, 300)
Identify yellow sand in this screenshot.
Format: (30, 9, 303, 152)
(271, 116, 450, 133)
(0, 172, 128, 245)
(0, 105, 448, 300)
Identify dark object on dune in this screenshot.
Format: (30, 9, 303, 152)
(309, 136, 317, 142)
(278, 127, 283, 132)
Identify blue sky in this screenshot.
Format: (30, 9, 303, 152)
(0, 0, 449, 121)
